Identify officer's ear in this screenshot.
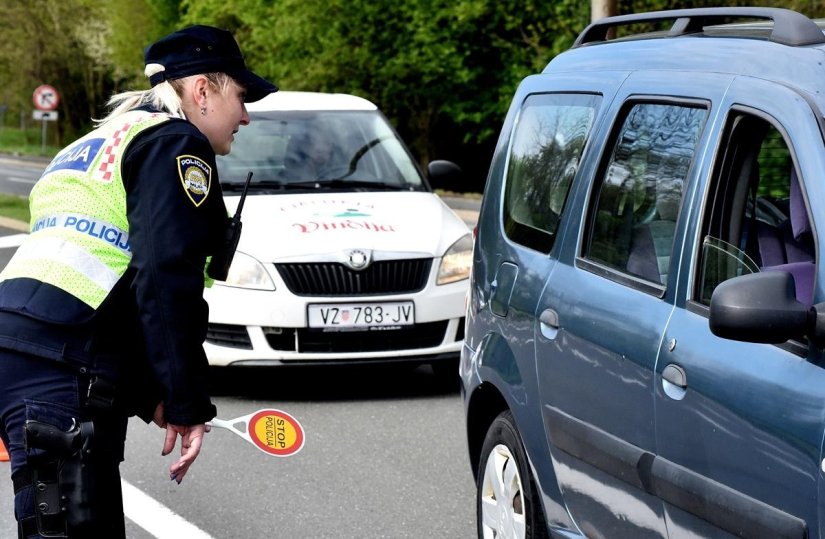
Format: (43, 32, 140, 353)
(191, 75, 210, 109)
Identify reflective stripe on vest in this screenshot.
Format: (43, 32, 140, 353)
(1, 237, 120, 307)
(31, 213, 131, 255)
(0, 110, 171, 308)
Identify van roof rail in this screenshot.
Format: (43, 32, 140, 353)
(573, 7, 825, 48)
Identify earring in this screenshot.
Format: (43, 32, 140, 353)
(200, 106, 207, 116)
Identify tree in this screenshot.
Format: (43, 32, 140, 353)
(0, 1, 105, 140)
(4, 0, 825, 187)
(106, 0, 184, 88)
(592, 0, 617, 21)
(0, 0, 178, 142)
(179, 0, 590, 190)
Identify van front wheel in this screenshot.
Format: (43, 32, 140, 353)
(477, 411, 548, 539)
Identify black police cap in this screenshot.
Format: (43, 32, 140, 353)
(144, 25, 278, 103)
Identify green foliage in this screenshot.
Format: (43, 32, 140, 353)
(0, 0, 178, 140)
(3, 0, 825, 191)
(178, 0, 587, 187)
(0, 0, 114, 138)
(0, 126, 61, 157)
(0, 192, 30, 224)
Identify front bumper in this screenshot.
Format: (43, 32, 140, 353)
(203, 275, 467, 367)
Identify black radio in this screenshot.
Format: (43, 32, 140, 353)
(207, 171, 253, 281)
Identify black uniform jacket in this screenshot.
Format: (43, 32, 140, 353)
(0, 110, 228, 425)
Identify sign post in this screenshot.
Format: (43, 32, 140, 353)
(33, 84, 60, 153)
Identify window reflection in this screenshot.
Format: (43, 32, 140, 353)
(503, 93, 601, 253)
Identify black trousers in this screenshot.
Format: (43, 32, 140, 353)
(0, 348, 128, 538)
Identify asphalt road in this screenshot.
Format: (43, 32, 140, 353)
(0, 155, 43, 197)
(0, 359, 478, 538)
(0, 158, 481, 538)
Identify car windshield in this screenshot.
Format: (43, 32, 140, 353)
(216, 110, 427, 193)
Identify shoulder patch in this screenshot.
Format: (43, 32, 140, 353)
(176, 155, 212, 207)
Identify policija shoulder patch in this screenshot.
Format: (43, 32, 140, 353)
(177, 155, 212, 207)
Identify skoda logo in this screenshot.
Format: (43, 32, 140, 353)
(346, 249, 371, 270)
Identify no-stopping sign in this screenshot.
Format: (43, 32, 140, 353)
(33, 85, 60, 111)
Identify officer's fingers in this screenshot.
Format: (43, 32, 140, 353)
(188, 424, 207, 450)
(178, 424, 206, 454)
(170, 460, 191, 483)
(178, 433, 203, 465)
(170, 426, 206, 484)
(170, 448, 197, 483)
(161, 425, 178, 457)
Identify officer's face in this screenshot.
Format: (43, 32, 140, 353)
(195, 78, 250, 155)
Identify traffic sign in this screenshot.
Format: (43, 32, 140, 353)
(33, 110, 58, 121)
(33, 84, 60, 111)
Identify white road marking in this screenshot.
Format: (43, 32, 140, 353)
(8, 177, 36, 184)
(0, 233, 27, 248)
(121, 479, 215, 539)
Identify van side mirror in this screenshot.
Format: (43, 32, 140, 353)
(427, 160, 463, 190)
(709, 271, 810, 343)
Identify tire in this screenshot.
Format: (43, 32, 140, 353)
(477, 411, 549, 539)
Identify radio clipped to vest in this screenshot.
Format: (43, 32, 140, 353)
(207, 171, 253, 282)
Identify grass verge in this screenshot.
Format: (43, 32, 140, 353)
(0, 126, 61, 158)
(0, 193, 29, 224)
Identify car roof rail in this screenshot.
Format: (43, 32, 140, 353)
(573, 7, 825, 48)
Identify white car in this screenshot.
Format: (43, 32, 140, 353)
(204, 91, 471, 378)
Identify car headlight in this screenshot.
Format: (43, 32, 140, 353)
(437, 233, 473, 285)
(218, 251, 276, 290)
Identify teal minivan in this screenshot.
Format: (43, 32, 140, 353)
(462, 7, 825, 539)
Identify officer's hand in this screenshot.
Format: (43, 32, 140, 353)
(162, 423, 207, 484)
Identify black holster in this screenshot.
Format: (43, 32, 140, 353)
(22, 419, 95, 538)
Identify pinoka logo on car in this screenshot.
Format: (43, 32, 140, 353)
(292, 208, 398, 234)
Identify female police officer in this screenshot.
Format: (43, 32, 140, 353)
(0, 25, 276, 537)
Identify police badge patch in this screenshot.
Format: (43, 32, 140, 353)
(177, 155, 212, 207)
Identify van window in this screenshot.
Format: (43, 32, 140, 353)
(585, 102, 707, 286)
(503, 93, 601, 253)
(698, 113, 814, 306)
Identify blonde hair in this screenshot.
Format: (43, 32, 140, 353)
(95, 64, 234, 126)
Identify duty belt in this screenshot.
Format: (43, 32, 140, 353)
(84, 376, 116, 410)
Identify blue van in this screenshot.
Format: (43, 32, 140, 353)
(462, 7, 825, 538)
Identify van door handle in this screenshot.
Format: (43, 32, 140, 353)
(539, 309, 559, 340)
(662, 364, 686, 388)
(662, 364, 687, 400)
(539, 309, 559, 329)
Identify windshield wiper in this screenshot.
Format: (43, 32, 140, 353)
(311, 179, 408, 190)
(221, 180, 318, 191)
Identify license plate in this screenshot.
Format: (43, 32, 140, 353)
(308, 302, 414, 328)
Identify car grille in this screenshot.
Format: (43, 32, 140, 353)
(206, 323, 252, 349)
(274, 258, 432, 296)
(266, 321, 449, 353)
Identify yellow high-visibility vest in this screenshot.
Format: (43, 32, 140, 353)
(0, 110, 171, 308)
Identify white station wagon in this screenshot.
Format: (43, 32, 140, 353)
(204, 91, 471, 379)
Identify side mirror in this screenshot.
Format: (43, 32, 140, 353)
(709, 271, 810, 343)
(427, 160, 463, 189)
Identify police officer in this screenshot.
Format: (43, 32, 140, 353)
(0, 25, 277, 538)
